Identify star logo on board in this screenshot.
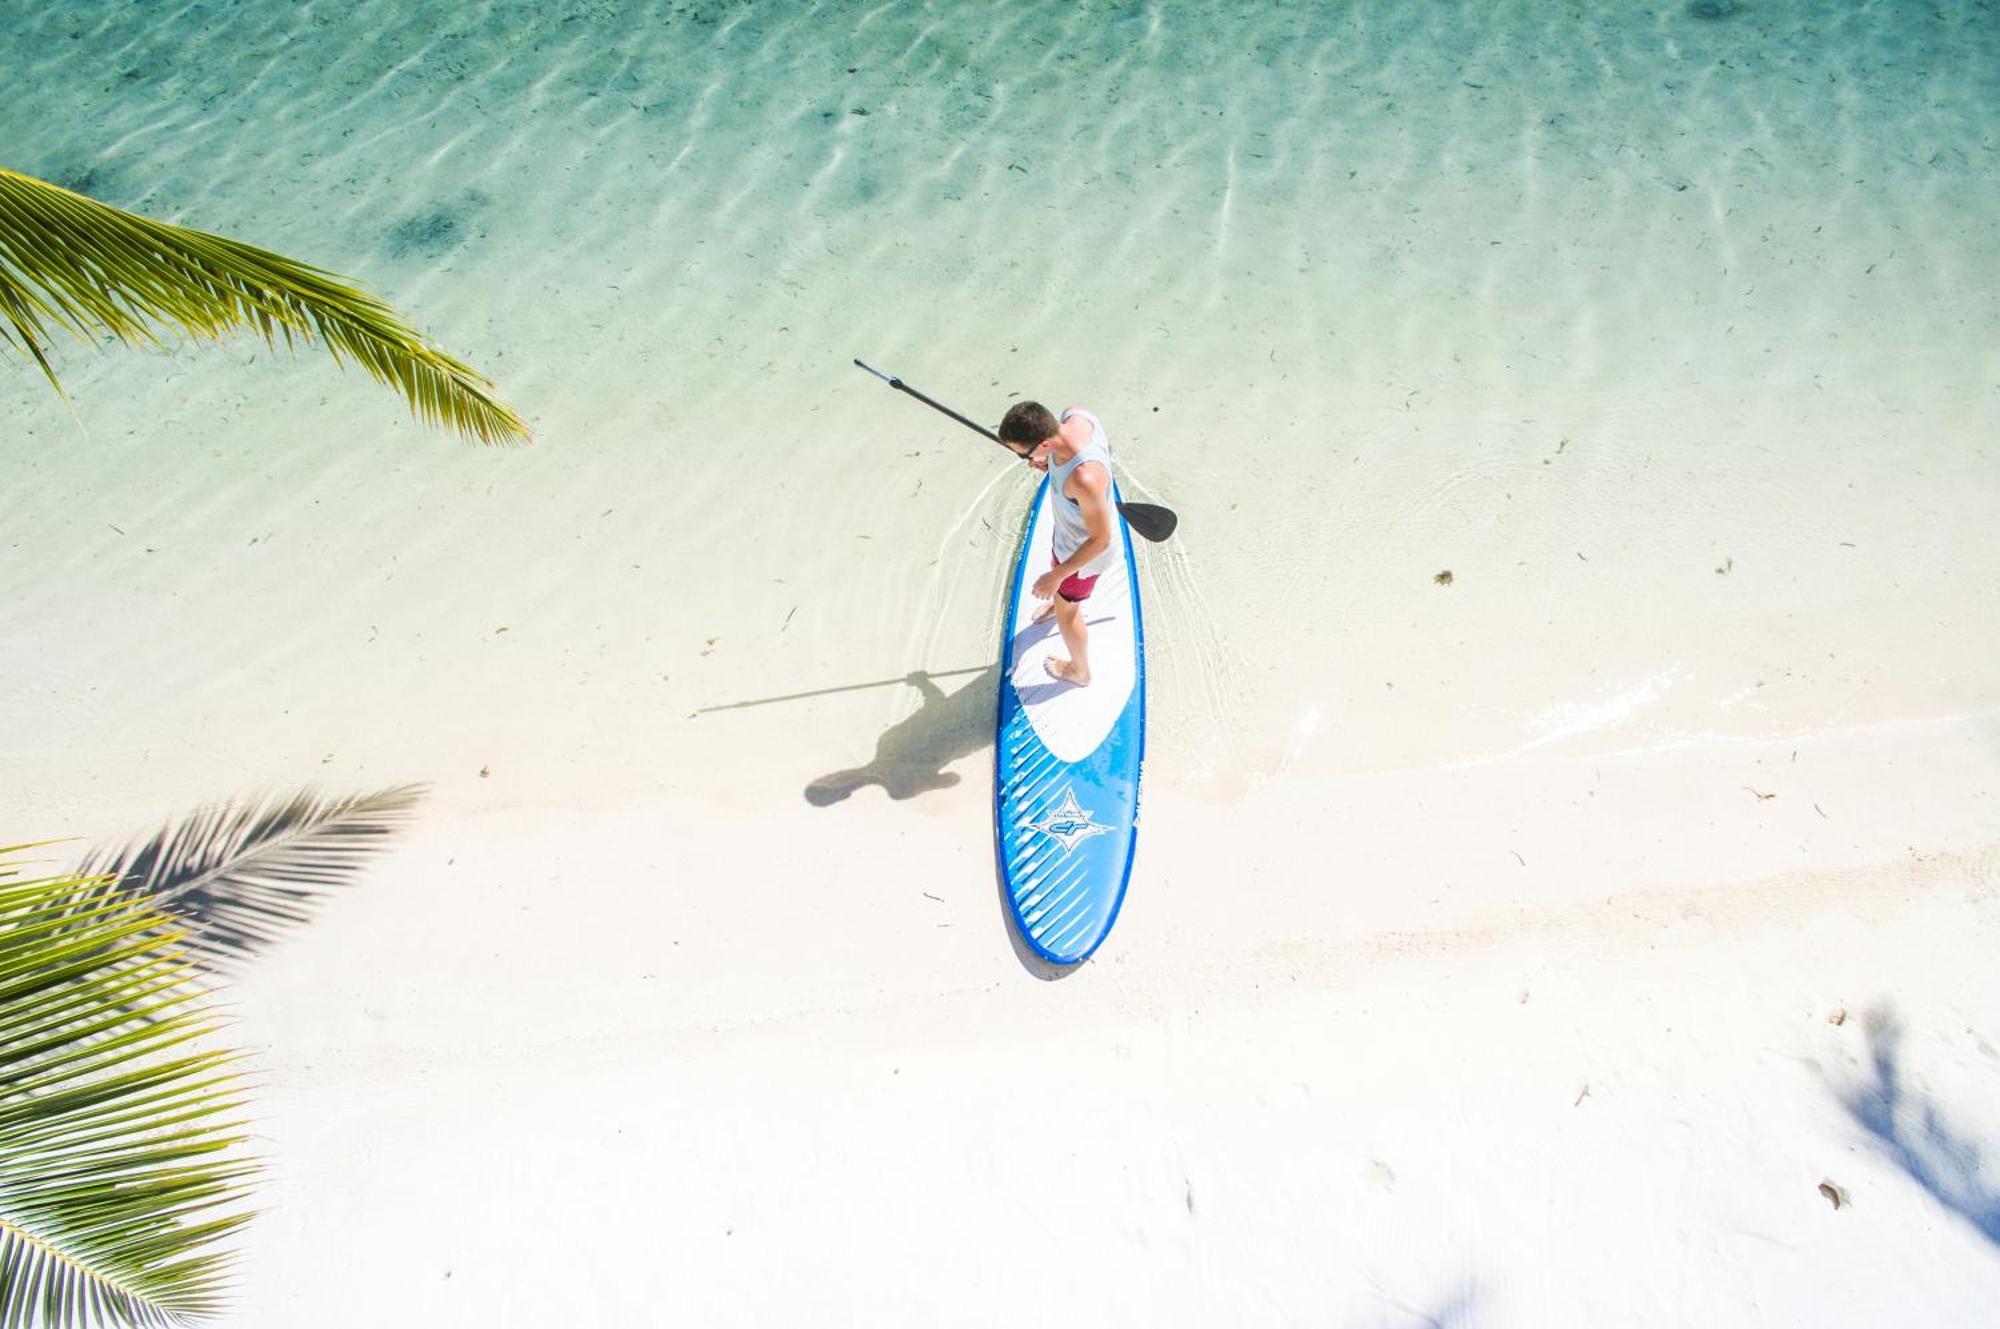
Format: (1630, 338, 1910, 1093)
(1026, 787, 1113, 853)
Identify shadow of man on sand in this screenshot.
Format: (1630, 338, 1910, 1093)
(806, 666, 1001, 805)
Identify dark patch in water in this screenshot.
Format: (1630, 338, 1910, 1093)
(49, 163, 121, 200)
(1686, 0, 1742, 19)
(386, 209, 464, 260)
(43, 163, 155, 210)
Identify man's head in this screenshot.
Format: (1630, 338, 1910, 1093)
(998, 401, 1060, 461)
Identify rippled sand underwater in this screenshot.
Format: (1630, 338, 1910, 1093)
(5, 0, 1997, 797)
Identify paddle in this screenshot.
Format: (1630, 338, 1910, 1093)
(853, 359, 1180, 542)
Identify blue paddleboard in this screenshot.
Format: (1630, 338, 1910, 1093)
(994, 476, 1145, 964)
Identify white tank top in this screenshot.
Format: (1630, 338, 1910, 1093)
(1051, 407, 1114, 573)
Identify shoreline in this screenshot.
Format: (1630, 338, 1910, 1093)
(213, 702, 2000, 1043)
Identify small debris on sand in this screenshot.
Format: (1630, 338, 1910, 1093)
(1434, 569, 1454, 586)
(1828, 1007, 1847, 1026)
(478, 766, 490, 779)
(1818, 1180, 1847, 1210)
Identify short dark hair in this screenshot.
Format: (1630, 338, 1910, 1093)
(998, 401, 1060, 448)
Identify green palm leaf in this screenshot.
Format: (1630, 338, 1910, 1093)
(0, 166, 530, 444)
(0, 845, 255, 1328)
(76, 785, 423, 970)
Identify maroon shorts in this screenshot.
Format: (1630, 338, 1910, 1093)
(1052, 553, 1099, 603)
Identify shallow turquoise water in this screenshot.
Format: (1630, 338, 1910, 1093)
(4, 0, 1998, 800)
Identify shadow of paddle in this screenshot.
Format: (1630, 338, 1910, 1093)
(805, 667, 1001, 806)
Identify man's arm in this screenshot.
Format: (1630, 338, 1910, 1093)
(1052, 461, 1114, 576)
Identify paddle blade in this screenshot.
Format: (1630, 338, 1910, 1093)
(1117, 501, 1178, 542)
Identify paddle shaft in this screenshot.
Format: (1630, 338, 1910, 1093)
(854, 359, 1008, 448)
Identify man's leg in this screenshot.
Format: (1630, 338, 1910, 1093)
(1045, 594, 1091, 686)
(1033, 554, 1061, 624)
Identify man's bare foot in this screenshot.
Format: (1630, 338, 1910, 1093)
(1032, 600, 1057, 625)
(1044, 656, 1090, 687)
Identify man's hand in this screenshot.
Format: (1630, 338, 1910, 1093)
(1031, 569, 1065, 600)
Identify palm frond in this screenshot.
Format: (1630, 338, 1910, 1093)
(0, 847, 255, 1329)
(0, 167, 530, 444)
(77, 785, 424, 970)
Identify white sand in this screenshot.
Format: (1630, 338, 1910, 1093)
(4, 0, 1999, 1323)
(213, 715, 2000, 1325)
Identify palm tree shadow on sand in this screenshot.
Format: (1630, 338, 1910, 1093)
(805, 667, 1001, 806)
(1840, 1008, 2000, 1246)
(1353, 1281, 1480, 1328)
(75, 784, 424, 971)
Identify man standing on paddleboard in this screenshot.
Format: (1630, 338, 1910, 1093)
(998, 401, 1116, 688)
